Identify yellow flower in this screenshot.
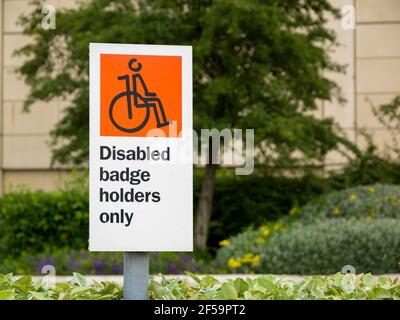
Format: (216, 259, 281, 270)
(289, 206, 298, 216)
(259, 225, 270, 237)
(251, 255, 261, 267)
(349, 194, 357, 202)
(368, 187, 375, 193)
(239, 253, 261, 267)
(273, 223, 283, 231)
(219, 239, 231, 247)
(333, 207, 340, 216)
(227, 258, 242, 269)
(255, 237, 266, 244)
(242, 253, 255, 263)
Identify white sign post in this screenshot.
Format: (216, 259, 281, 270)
(89, 43, 193, 299)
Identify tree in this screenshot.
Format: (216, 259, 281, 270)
(373, 96, 400, 157)
(17, 0, 355, 250)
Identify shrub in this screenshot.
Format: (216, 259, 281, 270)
(217, 219, 400, 275)
(215, 221, 287, 273)
(0, 184, 88, 259)
(295, 184, 400, 224)
(0, 273, 122, 300)
(263, 219, 400, 274)
(204, 173, 328, 247)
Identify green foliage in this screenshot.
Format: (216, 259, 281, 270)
(217, 219, 400, 275)
(0, 273, 122, 300)
(151, 272, 400, 300)
(327, 147, 400, 188)
(16, 0, 353, 166)
(296, 184, 400, 224)
(372, 95, 400, 157)
(1, 273, 399, 300)
(262, 219, 400, 275)
(0, 177, 88, 259)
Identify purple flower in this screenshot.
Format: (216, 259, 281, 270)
(166, 262, 178, 274)
(68, 258, 82, 272)
(111, 264, 123, 274)
(79, 252, 89, 259)
(181, 255, 193, 265)
(93, 259, 107, 275)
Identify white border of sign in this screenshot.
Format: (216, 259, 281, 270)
(89, 43, 193, 252)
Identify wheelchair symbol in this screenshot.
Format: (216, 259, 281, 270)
(109, 58, 172, 133)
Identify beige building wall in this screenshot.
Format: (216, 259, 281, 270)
(0, 0, 399, 192)
(325, 0, 356, 166)
(355, 0, 400, 155)
(326, 0, 400, 166)
(0, 0, 77, 192)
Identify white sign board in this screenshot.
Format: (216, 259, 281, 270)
(89, 43, 193, 251)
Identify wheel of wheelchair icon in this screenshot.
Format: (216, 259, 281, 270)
(109, 91, 151, 133)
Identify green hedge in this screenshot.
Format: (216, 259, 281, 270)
(0, 188, 88, 259)
(216, 219, 400, 275)
(263, 219, 400, 274)
(296, 184, 400, 224)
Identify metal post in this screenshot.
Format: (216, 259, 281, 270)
(123, 252, 149, 300)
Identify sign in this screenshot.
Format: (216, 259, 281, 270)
(89, 43, 193, 251)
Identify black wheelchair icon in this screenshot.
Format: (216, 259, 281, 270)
(109, 58, 172, 133)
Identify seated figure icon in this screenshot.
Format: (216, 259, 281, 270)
(109, 58, 172, 133)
